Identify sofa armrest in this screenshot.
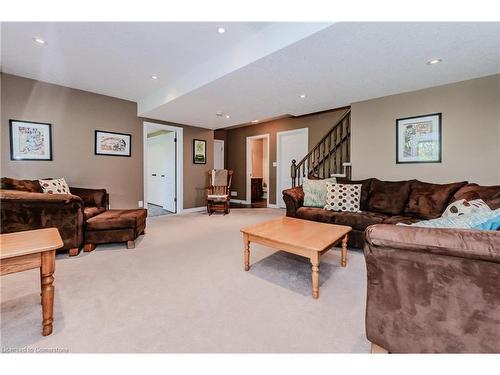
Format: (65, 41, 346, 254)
(282, 186, 304, 218)
(70, 187, 108, 208)
(364, 223, 500, 353)
(365, 224, 500, 263)
(0, 190, 84, 250)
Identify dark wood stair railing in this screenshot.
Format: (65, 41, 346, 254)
(291, 109, 351, 187)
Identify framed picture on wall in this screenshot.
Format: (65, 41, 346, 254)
(193, 139, 207, 164)
(95, 130, 132, 157)
(396, 113, 442, 164)
(9, 119, 53, 161)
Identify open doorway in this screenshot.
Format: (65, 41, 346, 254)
(143, 122, 183, 216)
(246, 134, 269, 208)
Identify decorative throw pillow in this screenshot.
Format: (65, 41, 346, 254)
(404, 208, 500, 230)
(302, 177, 336, 208)
(324, 182, 362, 212)
(442, 199, 491, 218)
(39, 178, 71, 194)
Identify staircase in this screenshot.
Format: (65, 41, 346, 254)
(291, 109, 351, 187)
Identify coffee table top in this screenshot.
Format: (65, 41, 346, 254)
(0, 228, 63, 260)
(241, 217, 351, 253)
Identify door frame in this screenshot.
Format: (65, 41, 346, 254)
(143, 121, 184, 214)
(276, 128, 309, 209)
(246, 133, 270, 207)
(213, 139, 225, 169)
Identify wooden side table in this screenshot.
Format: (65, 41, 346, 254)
(0, 228, 63, 336)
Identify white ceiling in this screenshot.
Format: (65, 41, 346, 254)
(2, 22, 500, 129)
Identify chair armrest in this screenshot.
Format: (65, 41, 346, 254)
(282, 186, 304, 218)
(365, 224, 500, 263)
(70, 187, 107, 208)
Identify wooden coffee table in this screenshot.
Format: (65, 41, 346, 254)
(240, 217, 351, 299)
(0, 228, 63, 336)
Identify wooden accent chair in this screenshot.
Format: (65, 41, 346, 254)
(206, 170, 233, 215)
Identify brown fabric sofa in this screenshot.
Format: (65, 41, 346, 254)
(283, 177, 500, 248)
(364, 224, 500, 353)
(1, 177, 146, 255)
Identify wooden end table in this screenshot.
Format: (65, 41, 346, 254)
(0, 228, 63, 336)
(240, 217, 351, 299)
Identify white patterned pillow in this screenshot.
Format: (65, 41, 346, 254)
(442, 199, 491, 218)
(39, 178, 71, 194)
(324, 182, 362, 212)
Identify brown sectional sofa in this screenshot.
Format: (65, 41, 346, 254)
(0, 177, 147, 255)
(283, 177, 500, 248)
(284, 177, 500, 353)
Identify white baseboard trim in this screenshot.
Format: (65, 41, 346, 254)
(266, 204, 279, 208)
(230, 199, 250, 204)
(180, 206, 206, 214)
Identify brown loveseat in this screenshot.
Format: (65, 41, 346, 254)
(364, 224, 500, 353)
(0, 177, 146, 255)
(283, 177, 500, 248)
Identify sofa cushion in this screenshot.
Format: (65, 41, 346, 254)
(324, 182, 362, 212)
(382, 215, 420, 225)
(84, 206, 106, 220)
(404, 180, 467, 219)
(297, 207, 336, 223)
(366, 179, 412, 215)
(452, 184, 500, 209)
(86, 209, 147, 231)
(330, 211, 389, 231)
(39, 178, 71, 195)
(302, 177, 336, 207)
(1, 177, 42, 193)
(336, 177, 373, 210)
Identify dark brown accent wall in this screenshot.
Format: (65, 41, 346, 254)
(225, 108, 348, 204)
(1, 73, 143, 208)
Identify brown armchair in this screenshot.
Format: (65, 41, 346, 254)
(364, 224, 500, 353)
(206, 170, 233, 215)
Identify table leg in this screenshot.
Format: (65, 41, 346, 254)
(40, 250, 55, 336)
(243, 233, 250, 271)
(311, 252, 320, 299)
(341, 234, 348, 267)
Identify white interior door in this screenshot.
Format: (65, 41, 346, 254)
(277, 128, 308, 208)
(214, 140, 224, 170)
(147, 132, 176, 212)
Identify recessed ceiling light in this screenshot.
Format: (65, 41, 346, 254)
(33, 37, 47, 45)
(225, 115, 230, 119)
(299, 94, 306, 99)
(251, 120, 259, 123)
(217, 27, 226, 34)
(426, 58, 442, 65)
(151, 75, 158, 80)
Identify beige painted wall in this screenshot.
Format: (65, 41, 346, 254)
(1, 73, 143, 208)
(226, 108, 348, 204)
(351, 74, 500, 185)
(140, 117, 214, 209)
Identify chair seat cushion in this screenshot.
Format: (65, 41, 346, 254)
(297, 207, 337, 223)
(207, 194, 229, 201)
(84, 206, 106, 220)
(86, 209, 147, 231)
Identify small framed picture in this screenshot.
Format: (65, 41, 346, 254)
(193, 139, 207, 164)
(396, 113, 442, 164)
(95, 130, 131, 157)
(9, 119, 53, 161)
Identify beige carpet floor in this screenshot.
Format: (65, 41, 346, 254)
(1, 208, 370, 353)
